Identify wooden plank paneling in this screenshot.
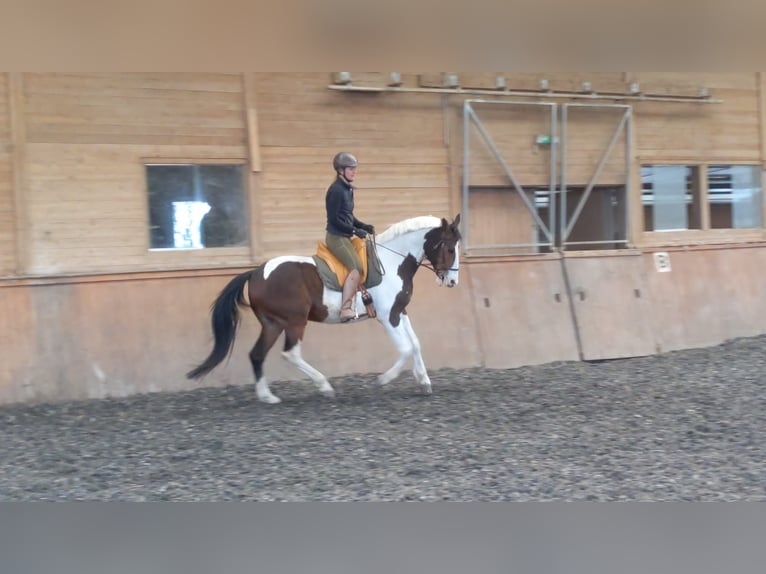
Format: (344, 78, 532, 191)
(255, 73, 445, 148)
(260, 164, 447, 190)
(421, 73, 631, 94)
(8, 73, 766, 275)
(462, 102, 627, 188)
(632, 73, 757, 95)
(0, 74, 17, 276)
(256, 184, 452, 256)
(634, 80, 760, 162)
(464, 102, 553, 188)
(25, 73, 246, 146)
(466, 189, 539, 251)
(257, 144, 451, 251)
(260, 146, 448, 165)
(0, 150, 14, 276)
(25, 143, 249, 275)
(0, 74, 9, 141)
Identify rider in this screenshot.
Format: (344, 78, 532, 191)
(325, 152, 375, 322)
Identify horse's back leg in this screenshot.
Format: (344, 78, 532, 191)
(281, 321, 335, 398)
(400, 314, 431, 394)
(250, 315, 284, 404)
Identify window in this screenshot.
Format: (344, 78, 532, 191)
(147, 164, 248, 250)
(708, 165, 763, 229)
(642, 164, 763, 233)
(641, 165, 701, 232)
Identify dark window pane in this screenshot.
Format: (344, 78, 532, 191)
(146, 164, 248, 250)
(198, 165, 248, 248)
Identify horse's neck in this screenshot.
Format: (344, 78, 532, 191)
(381, 230, 427, 262)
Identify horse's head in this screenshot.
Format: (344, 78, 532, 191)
(424, 214, 461, 288)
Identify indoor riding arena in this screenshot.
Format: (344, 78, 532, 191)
(1, 73, 766, 501)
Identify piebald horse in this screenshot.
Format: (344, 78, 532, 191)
(187, 214, 461, 403)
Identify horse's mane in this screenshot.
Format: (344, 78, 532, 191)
(377, 216, 442, 243)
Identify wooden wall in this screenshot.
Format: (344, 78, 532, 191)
(0, 268, 482, 405)
(18, 73, 251, 275)
(460, 99, 628, 189)
(438, 72, 764, 251)
(7, 243, 766, 406)
(630, 73, 760, 163)
(1, 72, 766, 405)
(0, 74, 15, 275)
(1, 72, 763, 277)
(1, 73, 458, 273)
(254, 73, 451, 258)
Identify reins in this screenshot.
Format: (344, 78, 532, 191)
(372, 237, 458, 277)
(367, 233, 386, 277)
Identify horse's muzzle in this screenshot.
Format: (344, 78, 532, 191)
(437, 272, 458, 288)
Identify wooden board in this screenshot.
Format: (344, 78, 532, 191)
(24, 73, 246, 147)
(0, 267, 482, 405)
(24, 142, 249, 275)
(643, 246, 766, 352)
(468, 258, 580, 368)
(0, 74, 17, 275)
(562, 253, 657, 360)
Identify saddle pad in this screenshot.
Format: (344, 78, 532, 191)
(313, 237, 383, 291)
(315, 236, 368, 288)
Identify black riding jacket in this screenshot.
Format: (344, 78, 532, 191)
(325, 176, 367, 237)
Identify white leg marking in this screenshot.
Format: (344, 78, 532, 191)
(256, 377, 281, 404)
(377, 319, 414, 386)
(401, 315, 432, 395)
(282, 342, 335, 398)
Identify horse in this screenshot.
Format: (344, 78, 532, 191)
(187, 214, 461, 404)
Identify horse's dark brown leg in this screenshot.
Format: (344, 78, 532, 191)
(281, 321, 335, 398)
(250, 315, 284, 404)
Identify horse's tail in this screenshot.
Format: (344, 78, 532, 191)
(187, 270, 253, 380)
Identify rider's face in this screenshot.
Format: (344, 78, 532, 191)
(342, 166, 357, 182)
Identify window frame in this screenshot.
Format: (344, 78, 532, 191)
(142, 158, 253, 268)
(638, 161, 766, 248)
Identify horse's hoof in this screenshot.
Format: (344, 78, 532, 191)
(319, 386, 336, 399)
(420, 384, 433, 396)
(258, 395, 282, 405)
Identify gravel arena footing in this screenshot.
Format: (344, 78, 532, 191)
(2, 335, 766, 501)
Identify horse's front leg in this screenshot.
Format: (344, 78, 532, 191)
(376, 318, 414, 388)
(400, 314, 431, 395)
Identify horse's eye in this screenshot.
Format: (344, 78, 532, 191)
(448, 248, 455, 254)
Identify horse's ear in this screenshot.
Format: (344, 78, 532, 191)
(441, 217, 449, 229)
(452, 213, 461, 227)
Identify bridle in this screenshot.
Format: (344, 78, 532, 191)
(373, 236, 459, 278)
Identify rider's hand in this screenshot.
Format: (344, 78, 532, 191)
(361, 223, 375, 234)
(353, 228, 368, 239)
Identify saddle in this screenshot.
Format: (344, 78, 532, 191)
(312, 237, 384, 292)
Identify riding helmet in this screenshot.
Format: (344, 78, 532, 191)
(333, 152, 358, 172)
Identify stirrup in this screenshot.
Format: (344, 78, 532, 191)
(361, 289, 376, 319)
